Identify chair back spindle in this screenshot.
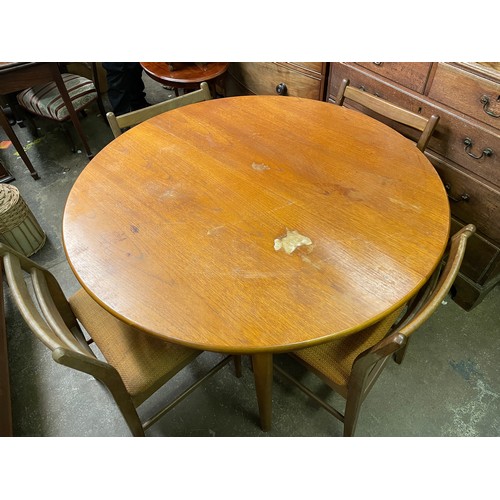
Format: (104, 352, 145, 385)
(335, 78, 440, 152)
(107, 81, 212, 138)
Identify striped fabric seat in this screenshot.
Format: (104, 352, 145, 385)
(17, 73, 98, 122)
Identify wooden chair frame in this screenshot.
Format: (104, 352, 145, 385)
(0, 242, 236, 436)
(275, 224, 475, 436)
(335, 78, 440, 151)
(106, 81, 212, 138)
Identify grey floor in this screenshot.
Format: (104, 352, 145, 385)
(1, 73, 500, 438)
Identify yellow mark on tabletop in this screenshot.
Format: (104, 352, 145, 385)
(252, 162, 270, 171)
(274, 229, 313, 255)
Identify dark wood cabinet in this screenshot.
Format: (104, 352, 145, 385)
(327, 62, 500, 310)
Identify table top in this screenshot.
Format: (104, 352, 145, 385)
(0, 62, 33, 70)
(0, 62, 54, 94)
(63, 96, 450, 354)
(140, 62, 229, 85)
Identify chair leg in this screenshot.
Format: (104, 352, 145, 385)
(393, 340, 410, 365)
(96, 95, 107, 122)
(23, 113, 40, 139)
(117, 402, 146, 437)
(343, 391, 363, 437)
(51, 66, 93, 158)
(60, 123, 77, 153)
(233, 355, 242, 378)
(0, 107, 39, 179)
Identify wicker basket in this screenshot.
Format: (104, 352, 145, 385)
(0, 184, 46, 256)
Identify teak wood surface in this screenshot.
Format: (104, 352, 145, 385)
(140, 62, 229, 89)
(62, 96, 450, 430)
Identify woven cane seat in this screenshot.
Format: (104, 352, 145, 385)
(293, 306, 404, 387)
(69, 288, 200, 401)
(17, 73, 98, 122)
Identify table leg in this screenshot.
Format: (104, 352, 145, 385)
(0, 107, 39, 179)
(251, 352, 273, 431)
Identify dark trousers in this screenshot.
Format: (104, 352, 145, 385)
(102, 63, 148, 116)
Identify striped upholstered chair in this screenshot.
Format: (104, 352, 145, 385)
(16, 63, 106, 158)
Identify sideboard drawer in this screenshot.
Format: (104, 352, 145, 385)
(229, 62, 324, 99)
(428, 111, 500, 188)
(354, 62, 432, 93)
(285, 62, 324, 74)
(428, 63, 500, 129)
(429, 153, 500, 242)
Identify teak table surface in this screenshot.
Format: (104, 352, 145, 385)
(62, 96, 450, 431)
(140, 62, 229, 88)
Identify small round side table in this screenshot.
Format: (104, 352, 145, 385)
(140, 62, 230, 97)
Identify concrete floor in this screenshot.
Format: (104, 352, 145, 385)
(1, 73, 499, 438)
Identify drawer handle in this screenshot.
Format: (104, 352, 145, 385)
(463, 138, 493, 159)
(444, 183, 470, 203)
(480, 95, 500, 118)
(358, 85, 381, 98)
(275, 83, 287, 96)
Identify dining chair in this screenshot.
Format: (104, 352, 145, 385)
(0, 242, 236, 436)
(335, 78, 440, 152)
(15, 62, 106, 158)
(106, 81, 212, 138)
(274, 224, 475, 436)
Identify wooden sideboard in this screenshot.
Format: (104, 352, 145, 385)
(327, 62, 500, 310)
(226, 62, 329, 100)
(225, 62, 500, 310)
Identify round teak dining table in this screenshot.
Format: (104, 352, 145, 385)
(62, 95, 450, 432)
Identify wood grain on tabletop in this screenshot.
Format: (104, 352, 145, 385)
(63, 96, 450, 353)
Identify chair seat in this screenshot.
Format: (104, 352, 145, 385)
(17, 73, 98, 122)
(68, 288, 200, 400)
(293, 306, 404, 387)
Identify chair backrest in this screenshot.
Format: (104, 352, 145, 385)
(351, 224, 476, 387)
(106, 81, 212, 138)
(0, 243, 94, 358)
(335, 78, 440, 151)
(0, 242, 136, 425)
